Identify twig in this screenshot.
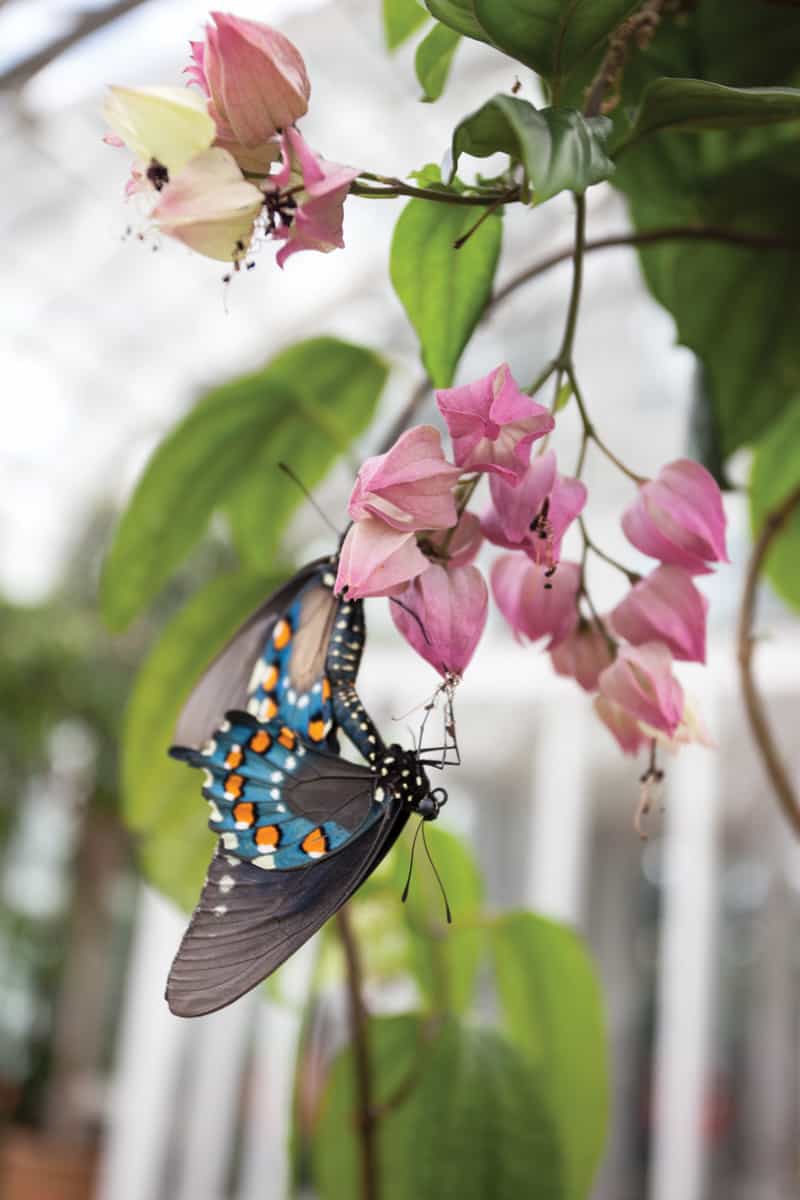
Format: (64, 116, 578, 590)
(336, 906, 379, 1200)
(351, 180, 520, 208)
(583, 0, 668, 118)
(737, 485, 800, 840)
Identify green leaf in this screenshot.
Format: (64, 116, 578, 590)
(390, 197, 502, 386)
(451, 96, 614, 202)
(424, 0, 492, 44)
(472, 0, 636, 78)
(384, 0, 429, 49)
(491, 911, 608, 1200)
(415, 22, 461, 102)
(621, 79, 800, 149)
(750, 400, 800, 611)
(122, 570, 282, 911)
(101, 338, 386, 629)
(225, 339, 387, 572)
(314, 1015, 564, 1200)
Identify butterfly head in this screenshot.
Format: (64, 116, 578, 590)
(377, 744, 447, 821)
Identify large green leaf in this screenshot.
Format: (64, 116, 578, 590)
(472, 0, 636, 79)
(424, 0, 491, 44)
(384, 0, 429, 49)
(390, 195, 502, 387)
(491, 911, 608, 1200)
(620, 79, 800, 149)
(122, 570, 282, 910)
(313, 1015, 564, 1200)
(225, 339, 387, 572)
(101, 338, 386, 629)
(415, 21, 461, 102)
(750, 399, 800, 612)
(452, 96, 614, 201)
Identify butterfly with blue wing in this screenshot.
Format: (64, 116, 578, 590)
(166, 554, 448, 1017)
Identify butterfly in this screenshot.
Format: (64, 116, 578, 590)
(166, 555, 448, 1017)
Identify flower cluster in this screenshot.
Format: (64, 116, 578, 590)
(337, 363, 729, 765)
(103, 13, 356, 265)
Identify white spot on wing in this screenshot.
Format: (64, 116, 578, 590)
(221, 833, 239, 850)
(213, 904, 227, 916)
(252, 854, 277, 870)
(218, 874, 236, 894)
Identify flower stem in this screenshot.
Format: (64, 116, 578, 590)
(336, 906, 379, 1200)
(351, 176, 520, 208)
(553, 193, 586, 371)
(566, 367, 646, 485)
(579, 517, 641, 583)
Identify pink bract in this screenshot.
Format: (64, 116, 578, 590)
(267, 127, 358, 266)
(593, 695, 650, 756)
(597, 642, 684, 737)
(391, 563, 488, 677)
(550, 619, 614, 692)
(621, 458, 728, 575)
(348, 426, 460, 533)
(436, 364, 554, 482)
(482, 450, 587, 566)
(334, 518, 429, 600)
(611, 566, 708, 663)
(425, 511, 483, 567)
(491, 555, 580, 647)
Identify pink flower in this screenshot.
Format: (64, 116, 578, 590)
(265, 128, 358, 266)
(482, 451, 586, 566)
(597, 643, 683, 737)
(593, 695, 650, 756)
(611, 566, 708, 663)
(391, 564, 488, 677)
(622, 459, 728, 575)
(151, 148, 263, 261)
(424, 511, 483, 567)
(334, 518, 429, 600)
(191, 13, 310, 147)
(550, 619, 614, 692)
(348, 426, 460, 532)
(491, 555, 580, 647)
(436, 364, 554, 482)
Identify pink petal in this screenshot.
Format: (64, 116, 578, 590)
(622, 458, 728, 574)
(425, 511, 483, 567)
(348, 425, 460, 532)
(611, 566, 708, 663)
(270, 129, 358, 266)
(391, 563, 488, 677)
(491, 555, 580, 647)
(550, 619, 614, 691)
(594, 695, 650, 756)
(597, 642, 684, 736)
(334, 519, 429, 600)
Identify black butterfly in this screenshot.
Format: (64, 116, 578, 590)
(166, 556, 447, 1017)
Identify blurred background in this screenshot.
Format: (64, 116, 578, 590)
(1, 0, 799, 1197)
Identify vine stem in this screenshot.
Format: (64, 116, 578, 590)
(737, 485, 800, 840)
(351, 177, 520, 208)
(566, 366, 645, 484)
(336, 906, 379, 1200)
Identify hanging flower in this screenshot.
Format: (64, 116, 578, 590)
(348, 426, 460, 532)
(597, 643, 684, 737)
(424, 511, 483, 568)
(550, 618, 614, 692)
(593, 695, 651, 756)
(611, 566, 708, 663)
(264, 127, 358, 266)
(391, 564, 488, 677)
(436, 364, 554, 483)
(334, 518, 429, 600)
(151, 148, 263, 261)
(621, 459, 728, 575)
(491, 555, 580, 647)
(103, 84, 216, 176)
(482, 450, 586, 567)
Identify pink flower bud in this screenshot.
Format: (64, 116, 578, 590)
(621, 459, 728, 575)
(391, 564, 488, 677)
(266, 128, 358, 266)
(424, 511, 483, 567)
(436, 364, 554, 483)
(348, 426, 461, 533)
(597, 643, 684, 737)
(593, 695, 650, 756)
(334, 518, 429, 600)
(199, 12, 310, 147)
(151, 148, 263, 261)
(550, 619, 614, 692)
(482, 450, 586, 567)
(491, 555, 580, 647)
(611, 566, 708, 663)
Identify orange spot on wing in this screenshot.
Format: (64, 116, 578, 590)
(260, 696, 279, 721)
(321, 676, 332, 702)
(255, 825, 281, 849)
(232, 801, 255, 827)
(224, 774, 244, 799)
(308, 718, 326, 742)
(301, 826, 328, 857)
(278, 726, 297, 751)
(262, 662, 279, 691)
(224, 747, 243, 769)
(273, 619, 291, 650)
(249, 729, 272, 754)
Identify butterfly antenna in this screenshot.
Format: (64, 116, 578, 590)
(278, 462, 341, 537)
(421, 823, 452, 924)
(401, 818, 425, 904)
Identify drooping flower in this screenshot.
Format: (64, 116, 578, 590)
(593, 695, 650, 756)
(334, 518, 429, 600)
(424, 511, 483, 567)
(491, 555, 580, 647)
(391, 564, 488, 677)
(436, 364, 554, 483)
(621, 459, 728, 575)
(597, 643, 683, 737)
(265, 127, 358, 266)
(103, 84, 215, 176)
(550, 618, 614, 692)
(151, 148, 263, 261)
(348, 426, 460, 533)
(482, 450, 587, 567)
(190, 13, 310, 148)
(640, 697, 715, 753)
(611, 566, 708, 663)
